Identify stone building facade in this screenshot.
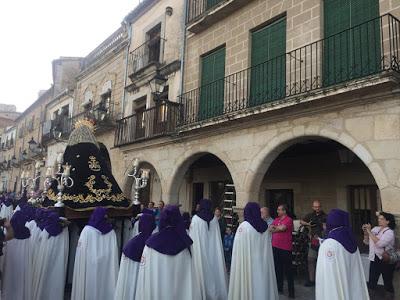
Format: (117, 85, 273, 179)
(0, 0, 399, 239)
(115, 0, 400, 238)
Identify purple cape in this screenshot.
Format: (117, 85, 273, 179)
(182, 212, 191, 230)
(35, 209, 50, 230)
(10, 211, 30, 239)
(196, 199, 213, 227)
(20, 204, 36, 222)
(123, 213, 156, 262)
(146, 205, 193, 256)
(244, 202, 268, 233)
(326, 209, 357, 253)
(42, 211, 63, 237)
(87, 207, 113, 234)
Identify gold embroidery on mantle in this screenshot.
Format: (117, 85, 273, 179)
(47, 175, 125, 204)
(88, 156, 101, 172)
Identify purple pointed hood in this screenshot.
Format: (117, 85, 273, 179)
(326, 209, 357, 253)
(10, 211, 30, 239)
(244, 202, 268, 233)
(3, 194, 13, 207)
(18, 190, 28, 207)
(43, 211, 63, 237)
(146, 205, 193, 255)
(87, 207, 113, 234)
(196, 199, 214, 227)
(123, 213, 156, 262)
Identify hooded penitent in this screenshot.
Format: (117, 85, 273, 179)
(326, 209, 357, 253)
(146, 205, 193, 255)
(47, 119, 129, 210)
(244, 202, 268, 233)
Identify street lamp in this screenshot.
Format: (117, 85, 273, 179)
(149, 72, 167, 102)
(127, 158, 150, 205)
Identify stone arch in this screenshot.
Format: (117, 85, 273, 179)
(165, 149, 239, 205)
(122, 160, 163, 205)
(243, 125, 389, 203)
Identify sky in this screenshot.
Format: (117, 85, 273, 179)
(0, 0, 139, 112)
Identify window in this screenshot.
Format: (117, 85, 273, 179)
(147, 24, 162, 64)
(199, 47, 226, 120)
(323, 0, 380, 85)
(250, 17, 286, 106)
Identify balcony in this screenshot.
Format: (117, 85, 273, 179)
(179, 14, 400, 127)
(128, 36, 166, 80)
(114, 101, 180, 147)
(186, 0, 255, 33)
(42, 117, 71, 144)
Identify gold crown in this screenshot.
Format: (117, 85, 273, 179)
(74, 118, 95, 131)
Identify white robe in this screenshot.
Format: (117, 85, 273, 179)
(114, 254, 140, 300)
(29, 221, 43, 287)
(228, 221, 278, 300)
(135, 246, 201, 300)
(32, 227, 69, 300)
(2, 238, 32, 300)
(71, 226, 119, 300)
(190, 215, 228, 300)
(0, 205, 13, 220)
(316, 238, 369, 300)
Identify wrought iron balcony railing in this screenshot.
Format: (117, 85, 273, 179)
(128, 36, 166, 77)
(42, 102, 116, 142)
(42, 117, 71, 144)
(187, 0, 226, 23)
(179, 14, 400, 126)
(114, 101, 180, 147)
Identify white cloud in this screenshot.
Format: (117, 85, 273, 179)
(0, 0, 139, 112)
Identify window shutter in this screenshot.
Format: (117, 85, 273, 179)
(199, 47, 226, 120)
(323, 0, 380, 85)
(250, 17, 286, 106)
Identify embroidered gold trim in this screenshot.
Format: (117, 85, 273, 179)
(88, 156, 101, 172)
(47, 175, 126, 204)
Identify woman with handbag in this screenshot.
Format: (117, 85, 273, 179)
(363, 212, 396, 295)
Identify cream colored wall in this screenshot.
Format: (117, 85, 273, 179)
(46, 95, 74, 120)
(74, 50, 126, 117)
(130, 0, 184, 64)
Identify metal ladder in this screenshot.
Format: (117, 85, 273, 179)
(222, 183, 236, 228)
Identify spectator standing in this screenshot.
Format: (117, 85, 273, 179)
(363, 212, 396, 295)
(261, 207, 274, 227)
(215, 207, 227, 240)
(223, 227, 234, 272)
(270, 204, 295, 298)
(154, 200, 165, 227)
(300, 200, 327, 287)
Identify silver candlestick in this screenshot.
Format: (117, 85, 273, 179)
(127, 158, 150, 205)
(21, 160, 43, 205)
(44, 152, 74, 208)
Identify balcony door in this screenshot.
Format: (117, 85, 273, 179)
(323, 0, 380, 86)
(250, 17, 286, 107)
(147, 24, 161, 64)
(199, 47, 225, 120)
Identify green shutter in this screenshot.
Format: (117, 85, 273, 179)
(350, 0, 380, 77)
(199, 47, 225, 120)
(250, 17, 286, 107)
(323, 0, 380, 86)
